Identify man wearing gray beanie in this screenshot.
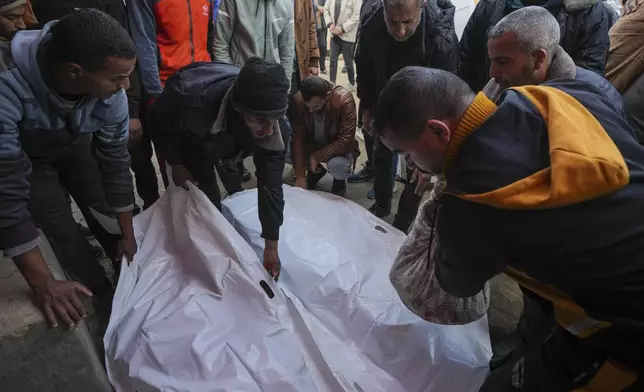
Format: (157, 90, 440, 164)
(149, 57, 290, 280)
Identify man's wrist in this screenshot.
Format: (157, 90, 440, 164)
(265, 239, 278, 250)
(117, 210, 135, 239)
(13, 247, 54, 289)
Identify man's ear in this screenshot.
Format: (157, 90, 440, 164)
(532, 49, 548, 71)
(426, 119, 452, 145)
(66, 63, 84, 80)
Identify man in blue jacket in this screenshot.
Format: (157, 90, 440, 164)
(376, 67, 644, 390)
(0, 10, 137, 328)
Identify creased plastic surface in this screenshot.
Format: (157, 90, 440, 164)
(105, 184, 492, 392)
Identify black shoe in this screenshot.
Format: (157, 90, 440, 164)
(331, 179, 347, 197)
(368, 202, 391, 218)
(307, 167, 328, 189)
(342, 65, 348, 73)
(347, 166, 374, 183)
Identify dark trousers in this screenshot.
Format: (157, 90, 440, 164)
(26, 135, 117, 293)
(317, 28, 327, 70)
(129, 127, 160, 209)
(480, 293, 643, 391)
(363, 130, 374, 172)
(373, 134, 422, 231)
(329, 36, 355, 85)
(182, 135, 244, 210)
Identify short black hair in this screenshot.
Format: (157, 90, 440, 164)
(299, 76, 332, 101)
(47, 9, 136, 71)
(375, 67, 474, 139)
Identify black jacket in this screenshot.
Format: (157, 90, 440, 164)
(355, 0, 459, 112)
(31, 0, 142, 119)
(149, 62, 285, 241)
(458, 0, 611, 92)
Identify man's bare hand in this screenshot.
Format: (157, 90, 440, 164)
(333, 26, 343, 35)
(171, 164, 197, 189)
(263, 240, 281, 281)
(622, 0, 643, 14)
(128, 118, 143, 145)
(33, 278, 93, 329)
(117, 235, 137, 264)
(409, 167, 433, 196)
(309, 67, 320, 76)
(296, 176, 307, 189)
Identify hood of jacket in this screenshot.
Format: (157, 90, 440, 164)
(446, 87, 629, 210)
(10, 21, 120, 113)
(425, 0, 456, 38)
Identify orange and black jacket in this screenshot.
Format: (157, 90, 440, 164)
(436, 80, 644, 378)
(127, 0, 215, 97)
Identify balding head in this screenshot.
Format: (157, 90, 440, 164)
(375, 67, 475, 174)
(487, 6, 560, 89)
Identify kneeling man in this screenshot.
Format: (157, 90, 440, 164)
(292, 76, 359, 196)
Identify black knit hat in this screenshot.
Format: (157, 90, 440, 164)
(231, 57, 290, 117)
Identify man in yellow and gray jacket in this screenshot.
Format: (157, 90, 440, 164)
(375, 66, 644, 390)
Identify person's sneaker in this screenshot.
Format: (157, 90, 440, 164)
(331, 179, 347, 197)
(347, 166, 374, 183)
(321, 67, 327, 74)
(366, 183, 398, 199)
(368, 202, 391, 218)
(348, 83, 356, 93)
(342, 65, 348, 73)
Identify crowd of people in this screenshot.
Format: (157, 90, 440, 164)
(0, 0, 643, 389)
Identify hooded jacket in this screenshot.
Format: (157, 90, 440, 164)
(31, 0, 142, 119)
(213, 0, 295, 79)
(435, 80, 644, 370)
(0, 24, 133, 257)
(459, 0, 611, 92)
(355, 0, 459, 112)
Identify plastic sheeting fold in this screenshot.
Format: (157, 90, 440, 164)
(104, 185, 491, 391)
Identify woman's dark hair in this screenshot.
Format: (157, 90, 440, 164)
(47, 9, 136, 72)
(299, 76, 332, 101)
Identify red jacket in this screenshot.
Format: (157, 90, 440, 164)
(128, 0, 214, 96)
